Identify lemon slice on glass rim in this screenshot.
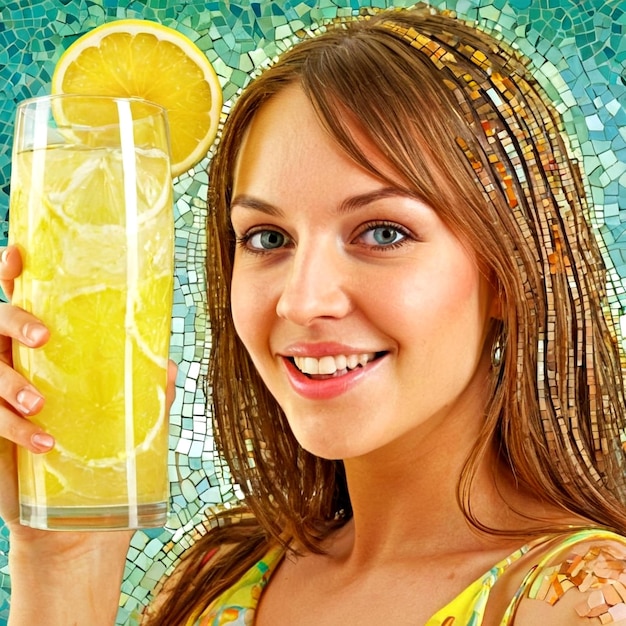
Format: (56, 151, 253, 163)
(51, 19, 222, 177)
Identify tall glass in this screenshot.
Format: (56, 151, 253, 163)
(9, 95, 174, 530)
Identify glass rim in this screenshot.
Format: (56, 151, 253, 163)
(17, 93, 167, 116)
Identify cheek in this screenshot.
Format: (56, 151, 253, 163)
(230, 269, 251, 344)
(395, 262, 489, 344)
(434, 267, 493, 355)
(230, 265, 272, 354)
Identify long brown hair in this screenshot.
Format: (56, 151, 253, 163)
(148, 5, 626, 622)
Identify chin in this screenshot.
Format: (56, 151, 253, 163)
(291, 428, 376, 461)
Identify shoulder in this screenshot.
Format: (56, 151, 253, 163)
(511, 530, 626, 625)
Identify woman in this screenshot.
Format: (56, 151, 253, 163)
(2, 5, 626, 625)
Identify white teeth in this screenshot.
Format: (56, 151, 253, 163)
(302, 357, 319, 375)
(293, 353, 376, 376)
(318, 356, 337, 375)
(346, 354, 359, 369)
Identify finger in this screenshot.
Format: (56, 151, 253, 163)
(0, 356, 45, 417)
(0, 303, 49, 355)
(0, 402, 54, 453)
(0, 246, 23, 301)
(0, 304, 48, 420)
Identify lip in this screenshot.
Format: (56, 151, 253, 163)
(282, 342, 379, 358)
(280, 350, 387, 400)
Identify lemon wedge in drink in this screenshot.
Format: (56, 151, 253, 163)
(51, 19, 222, 176)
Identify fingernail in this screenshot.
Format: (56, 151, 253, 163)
(1, 249, 9, 264)
(31, 431, 54, 452)
(23, 323, 48, 345)
(16, 387, 43, 414)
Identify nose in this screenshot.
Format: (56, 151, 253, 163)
(275, 241, 353, 326)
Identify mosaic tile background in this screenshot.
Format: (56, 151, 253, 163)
(0, 0, 624, 622)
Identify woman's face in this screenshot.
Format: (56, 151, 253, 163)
(230, 85, 497, 461)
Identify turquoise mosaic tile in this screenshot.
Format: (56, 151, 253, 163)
(0, 0, 624, 623)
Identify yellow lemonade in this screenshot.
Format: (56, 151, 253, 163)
(9, 143, 173, 528)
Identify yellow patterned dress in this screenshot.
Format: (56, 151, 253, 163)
(187, 529, 626, 625)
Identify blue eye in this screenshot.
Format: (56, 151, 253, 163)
(247, 229, 287, 250)
(360, 224, 407, 247)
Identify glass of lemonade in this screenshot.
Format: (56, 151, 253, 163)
(9, 94, 174, 530)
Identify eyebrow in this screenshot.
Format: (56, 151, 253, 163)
(230, 187, 417, 216)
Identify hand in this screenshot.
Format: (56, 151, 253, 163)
(0, 245, 51, 530)
(0, 246, 178, 625)
(0, 245, 178, 528)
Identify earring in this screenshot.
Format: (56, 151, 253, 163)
(491, 329, 505, 368)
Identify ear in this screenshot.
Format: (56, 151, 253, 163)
(487, 281, 504, 320)
(489, 295, 503, 320)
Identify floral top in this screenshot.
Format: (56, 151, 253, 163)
(187, 529, 626, 625)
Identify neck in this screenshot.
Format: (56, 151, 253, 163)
(341, 436, 485, 552)
(331, 426, 561, 566)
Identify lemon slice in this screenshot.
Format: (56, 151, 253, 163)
(51, 19, 222, 177)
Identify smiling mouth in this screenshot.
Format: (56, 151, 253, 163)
(289, 352, 386, 379)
